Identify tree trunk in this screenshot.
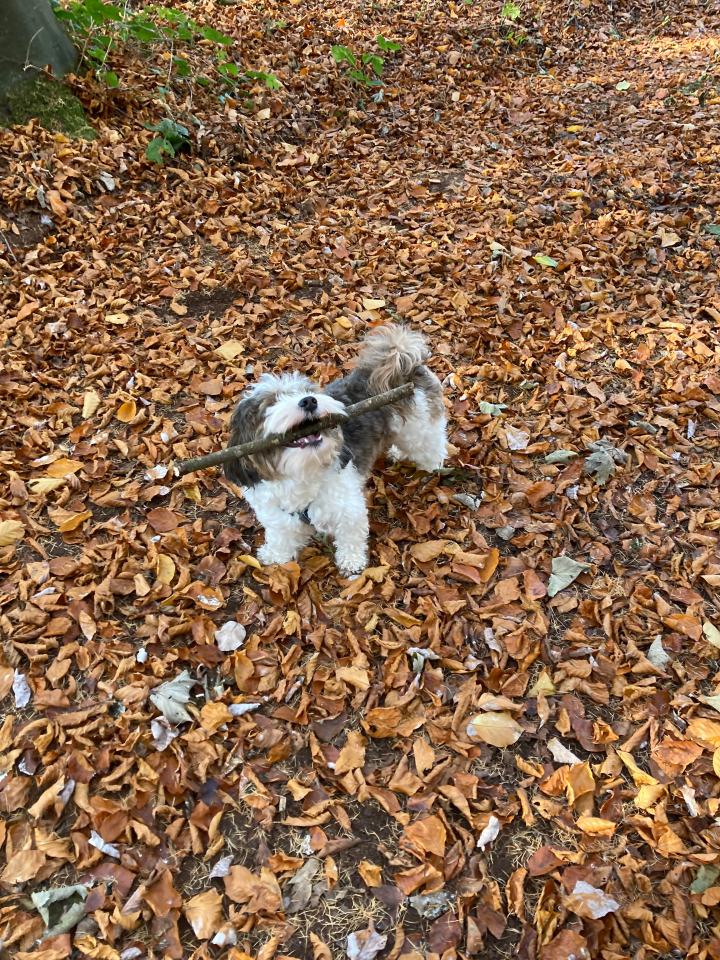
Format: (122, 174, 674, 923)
(0, 0, 77, 94)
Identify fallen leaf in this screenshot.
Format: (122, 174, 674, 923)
(215, 620, 246, 651)
(184, 888, 224, 939)
(0, 519, 24, 546)
(145, 869, 182, 917)
(547, 555, 590, 597)
(346, 923, 387, 960)
(466, 711, 522, 748)
(284, 858, 320, 914)
(477, 815, 501, 850)
(82, 390, 101, 418)
(31, 884, 89, 938)
(45, 457, 83, 478)
(564, 879, 620, 919)
(358, 861, 382, 887)
(533, 253, 558, 267)
(1, 849, 46, 885)
(505, 426, 530, 450)
(149, 671, 195, 724)
(116, 399, 137, 422)
(146, 507, 180, 532)
(215, 340, 245, 361)
(155, 554, 176, 585)
(335, 729, 367, 774)
(402, 815, 446, 857)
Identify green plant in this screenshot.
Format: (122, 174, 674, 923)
(501, 2, 522, 21)
(498, 1, 527, 47)
(145, 118, 190, 164)
(331, 34, 401, 89)
(51, 1, 278, 94)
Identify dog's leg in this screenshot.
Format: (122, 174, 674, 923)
(308, 465, 369, 578)
(245, 492, 312, 566)
(388, 373, 447, 472)
(257, 509, 312, 566)
(390, 409, 447, 472)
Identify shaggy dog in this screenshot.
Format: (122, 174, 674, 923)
(224, 325, 447, 577)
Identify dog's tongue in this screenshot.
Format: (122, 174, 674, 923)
(291, 434, 322, 448)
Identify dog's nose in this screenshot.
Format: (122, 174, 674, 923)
(299, 396, 318, 413)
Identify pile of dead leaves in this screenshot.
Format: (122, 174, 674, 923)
(2, 0, 720, 958)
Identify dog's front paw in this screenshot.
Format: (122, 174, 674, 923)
(336, 551, 368, 580)
(258, 543, 297, 567)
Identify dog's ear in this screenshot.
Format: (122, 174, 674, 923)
(224, 394, 272, 488)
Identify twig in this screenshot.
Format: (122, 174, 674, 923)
(0, 229, 17, 263)
(174, 381, 414, 477)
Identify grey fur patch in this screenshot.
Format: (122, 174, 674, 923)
(224, 392, 279, 487)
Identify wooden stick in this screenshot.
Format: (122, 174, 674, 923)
(174, 381, 414, 477)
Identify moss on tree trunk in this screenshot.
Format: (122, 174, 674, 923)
(4, 73, 95, 138)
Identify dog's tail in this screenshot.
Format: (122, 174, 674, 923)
(355, 324, 430, 395)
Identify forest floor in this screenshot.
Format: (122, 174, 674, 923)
(1, 1, 720, 958)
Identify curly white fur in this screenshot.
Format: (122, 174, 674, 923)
(245, 462, 370, 577)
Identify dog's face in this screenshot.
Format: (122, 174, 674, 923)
(224, 373, 346, 487)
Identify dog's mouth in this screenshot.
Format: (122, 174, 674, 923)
(288, 433, 323, 449)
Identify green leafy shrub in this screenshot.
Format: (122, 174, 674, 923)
(51, 1, 279, 93)
(498, 2, 527, 47)
(500, 2, 522, 21)
(331, 35, 402, 89)
(144, 118, 190, 164)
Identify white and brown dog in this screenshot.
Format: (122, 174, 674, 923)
(224, 325, 447, 577)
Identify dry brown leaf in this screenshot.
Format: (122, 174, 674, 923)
(183, 888, 223, 940)
(1, 849, 46, 885)
(466, 711, 522, 748)
(116, 399, 137, 422)
(357, 860, 382, 887)
(402, 815, 446, 857)
(335, 730, 367, 774)
(0, 519, 24, 546)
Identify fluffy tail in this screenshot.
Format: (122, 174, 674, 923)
(355, 325, 430, 395)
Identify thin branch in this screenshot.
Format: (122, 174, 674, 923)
(0, 229, 17, 263)
(174, 381, 414, 477)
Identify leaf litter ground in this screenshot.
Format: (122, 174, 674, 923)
(2, 1, 720, 958)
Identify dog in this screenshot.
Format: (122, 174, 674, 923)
(224, 325, 447, 577)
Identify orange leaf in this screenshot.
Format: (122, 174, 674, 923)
(687, 717, 720, 750)
(479, 547, 500, 582)
(576, 816, 616, 837)
(200, 702, 233, 733)
(0, 849, 46, 884)
(310, 934, 333, 960)
(116, 399, 137, 422)
(410, 539, 450, 562)
(183, 888, 223, 940)
(334, 730, 366, 774)
(363, 705, 424, 738)
(145, 869, 182, 917)
(47, 190, 68, 218)
(16, 300, 40, 322)
(146, 507, 180, 533)
(466, 711, 522, 748)
(402, 815, 446, 857)
(358, 860, 382, 887)
(45, 457, 83, 478)
(58, 510, 92, 533)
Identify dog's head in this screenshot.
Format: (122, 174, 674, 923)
(224, 373, 346, 487)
